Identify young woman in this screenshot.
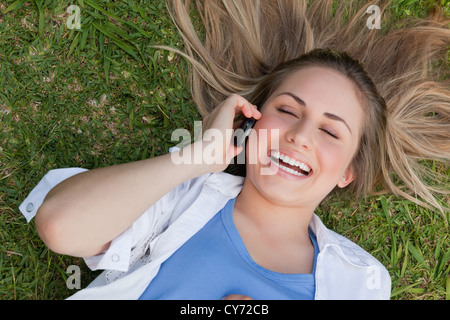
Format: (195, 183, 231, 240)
(20, 0, 448, 299)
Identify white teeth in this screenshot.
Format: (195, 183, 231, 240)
(270, 150, 312, 175)
(271, 159, 305, 176)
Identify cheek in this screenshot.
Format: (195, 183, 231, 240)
(252, 116, 284, 153)
(317, 143, 354, 179)
(253, 114, 279, 130)
(254, 115, 286, 142)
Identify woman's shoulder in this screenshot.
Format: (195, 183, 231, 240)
(311, 215, 391, 299)
(311, 214, 387, 269)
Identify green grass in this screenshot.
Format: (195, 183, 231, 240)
(0, 0, 448, 300)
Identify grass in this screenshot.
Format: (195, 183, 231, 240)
(0, 0, 448, 300)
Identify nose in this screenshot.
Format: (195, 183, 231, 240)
(285, 121, 314, 151)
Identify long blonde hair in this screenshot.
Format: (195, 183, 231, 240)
(158, 0, 449, 213)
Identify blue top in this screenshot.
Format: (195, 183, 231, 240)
(139, 198, 319, 300)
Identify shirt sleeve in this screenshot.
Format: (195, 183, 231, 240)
(18, 147, 181, 222)
(19, 147, 207, 273)
(18, 167, 145, 272)
(19, 168, 88, 222)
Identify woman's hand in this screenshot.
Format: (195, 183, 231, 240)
(199, 94, 261, 172)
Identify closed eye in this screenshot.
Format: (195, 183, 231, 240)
(277, 107, 298, 118)
(277, 106, 339, 139)
(321, 128, 338, 139)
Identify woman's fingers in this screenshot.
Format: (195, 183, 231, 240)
(195, 94, 261, 172)
(228, 94, 261, 120)
(204, 94, 261, 133)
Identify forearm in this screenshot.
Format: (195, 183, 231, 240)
(35, 94, 260, 258)
(35, 143, 212, 257)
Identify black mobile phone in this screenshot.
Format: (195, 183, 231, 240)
(233, 118, 256, 148)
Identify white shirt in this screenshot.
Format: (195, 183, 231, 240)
(20, 167, 391, 300)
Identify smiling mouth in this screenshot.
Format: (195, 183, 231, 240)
(269, 151, 312, 177)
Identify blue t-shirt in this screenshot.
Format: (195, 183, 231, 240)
(139, 198, 319, 300)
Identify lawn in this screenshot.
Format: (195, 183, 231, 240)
(0, 0, 448, 300)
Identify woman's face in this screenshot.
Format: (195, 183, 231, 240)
(245, 66, 364, 209)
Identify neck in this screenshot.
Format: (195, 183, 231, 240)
(234, 177, 315, 242)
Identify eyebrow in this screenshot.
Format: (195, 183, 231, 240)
(276, 92, 352, 134)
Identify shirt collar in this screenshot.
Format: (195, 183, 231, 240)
(309, 214, 342, 251)
(205, 172, 369, 268)
(204, 172, 244, 198)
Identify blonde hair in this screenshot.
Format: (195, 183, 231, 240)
(158, 0, 450, 213)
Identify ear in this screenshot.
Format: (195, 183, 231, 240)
(337, 165, 355, 188)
